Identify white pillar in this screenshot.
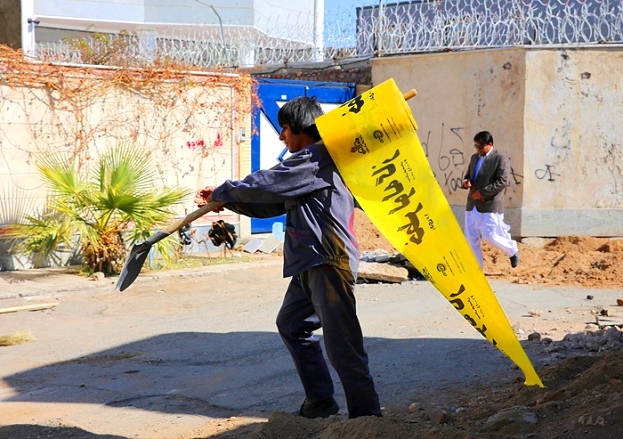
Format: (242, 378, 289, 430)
(377, 0, 384, 56)
(137, 28, 157, 62)
(313, 0, 324, 62)
(20, 0, 37, 57)
(239, 45, 255, 68)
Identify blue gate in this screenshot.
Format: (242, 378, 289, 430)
(250, 78, 356, 234)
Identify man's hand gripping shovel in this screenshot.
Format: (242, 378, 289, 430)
(115, 201, 223, 291)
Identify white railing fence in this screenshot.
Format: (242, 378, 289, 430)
(34, 0, 623, 69)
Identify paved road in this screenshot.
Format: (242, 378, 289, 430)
(0, 259, 621, 438)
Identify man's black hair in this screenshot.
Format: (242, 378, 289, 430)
(277, 96, 324, 141)
(474, 131, 494, 145)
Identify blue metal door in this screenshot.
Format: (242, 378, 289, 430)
(250, 79, 356, 234)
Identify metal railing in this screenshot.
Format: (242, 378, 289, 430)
(34, 0, 623, 69)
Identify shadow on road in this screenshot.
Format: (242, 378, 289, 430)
(0, 424, 126, 439)
(4, 330, 519, 416)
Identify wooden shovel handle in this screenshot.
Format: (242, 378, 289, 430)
(162, 201, 225, 235)
(403, 89, 417, 101)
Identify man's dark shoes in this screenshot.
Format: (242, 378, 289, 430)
(510, 253, 519, 268)
(298, 397, 339, 418)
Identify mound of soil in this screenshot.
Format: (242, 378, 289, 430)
(205, 210, 623, 439)
(353, 208, 623, 289)
(209, 346, 623, 439)
(190, 212, 623, 439)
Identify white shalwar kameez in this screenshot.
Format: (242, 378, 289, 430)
(464, 209, 518, 269)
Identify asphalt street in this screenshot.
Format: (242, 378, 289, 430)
(0, 258, 621, 438)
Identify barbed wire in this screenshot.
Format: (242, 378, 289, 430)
(34, 0, 623, 69)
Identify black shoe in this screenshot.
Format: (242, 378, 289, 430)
(510, 253, 519, 268)
(298, 397, 340, 419)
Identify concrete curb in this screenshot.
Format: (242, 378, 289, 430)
(0, 258, 283, 301)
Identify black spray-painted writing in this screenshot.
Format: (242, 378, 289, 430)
(341, 92, 376, 117)
(535, 164, 560, 182)
(510, 167, 523, 186)
(449, 284, 497, 346)
(351, 135, 369, 154)
(372, 149, 426, 245)
(421, 124, 467, 195)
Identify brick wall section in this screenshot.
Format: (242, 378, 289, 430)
(248, 59, 372, 87)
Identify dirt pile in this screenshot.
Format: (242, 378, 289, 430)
(207, 211, 623, 439)
(353, 208, 623, 289)
(211, 346, 623, 439)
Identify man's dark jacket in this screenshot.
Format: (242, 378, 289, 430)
(463, 148, 511, 213)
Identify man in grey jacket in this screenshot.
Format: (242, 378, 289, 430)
(194, 96, 381, 419)
(462, 131, 519, 269)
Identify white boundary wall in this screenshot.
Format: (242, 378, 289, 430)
(372, 47, 623, 237)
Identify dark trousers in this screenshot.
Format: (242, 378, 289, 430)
(276, 264, 381, 418)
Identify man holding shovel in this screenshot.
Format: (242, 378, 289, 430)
(194, 96, 381, 419)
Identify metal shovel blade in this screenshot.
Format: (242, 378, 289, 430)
(115, 201, 223, 292)
(115, 232, 169, 292)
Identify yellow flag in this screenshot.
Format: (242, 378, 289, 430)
(316, 78, 543, 387)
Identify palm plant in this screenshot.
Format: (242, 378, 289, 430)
(7, 144, 192, 275)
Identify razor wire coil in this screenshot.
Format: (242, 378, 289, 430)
(34, 0, 623, 69)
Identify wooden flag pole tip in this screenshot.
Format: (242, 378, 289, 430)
(403, 89, 417, 101)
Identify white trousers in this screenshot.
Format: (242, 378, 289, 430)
(464, 209, 518, 269)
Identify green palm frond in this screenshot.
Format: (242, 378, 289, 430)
(37, 151, 92, 204)
(8, 143, 192, 275)
(9, 211, 77, 267)
(95, 144, 159, 196)
(94, 145, 191, 222)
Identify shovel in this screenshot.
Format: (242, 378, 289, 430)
(116, 201, 223, 291)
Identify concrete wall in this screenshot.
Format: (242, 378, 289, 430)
(0, 80, 241, 218)
(371, 47, 623, 238)
(0, 64, 251, 269)
(522, 48, 623, 236)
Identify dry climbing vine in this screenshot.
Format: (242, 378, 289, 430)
(0, 44, 257, 224)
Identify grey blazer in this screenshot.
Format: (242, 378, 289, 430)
(463, 148, 511, 213)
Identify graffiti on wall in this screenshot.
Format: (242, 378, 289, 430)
(421, 123, 529, 197)
(420, 123, 467, 195)
(535, 164, 560, 182)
